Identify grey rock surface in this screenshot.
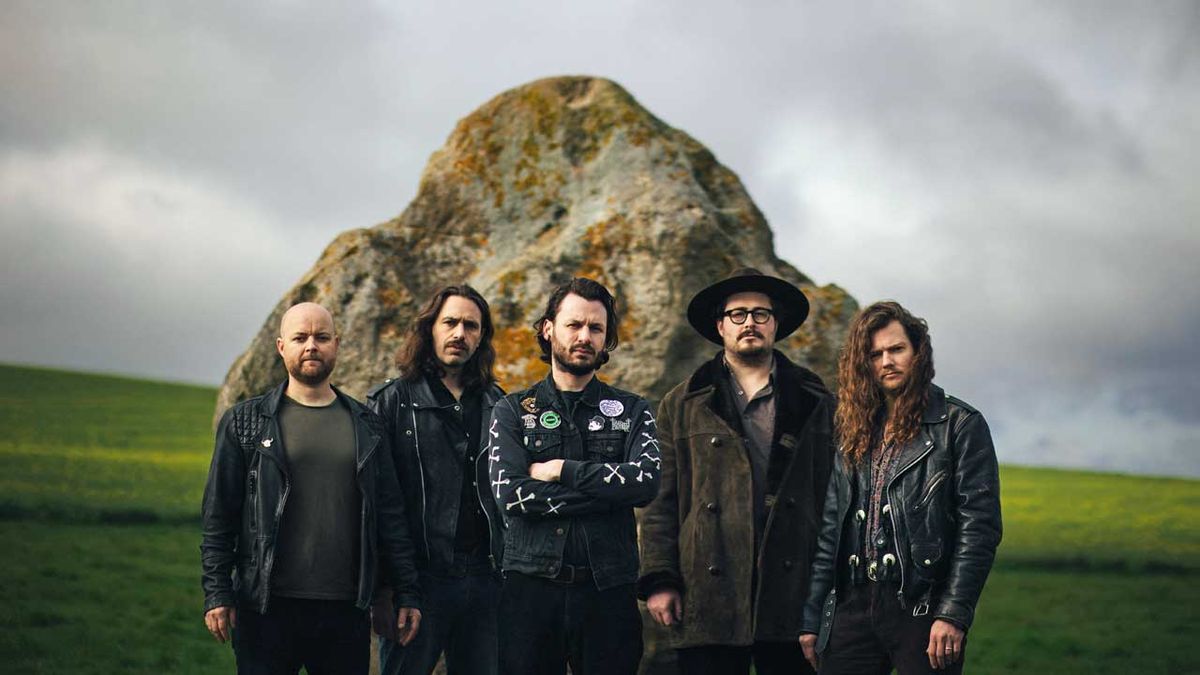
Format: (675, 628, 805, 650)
(216, 75, 857, 420)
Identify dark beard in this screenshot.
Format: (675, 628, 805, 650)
(552, 343, 600, 376)
(289, 358, 334, 385)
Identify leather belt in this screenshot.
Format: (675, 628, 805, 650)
(549, 564, 593, 585)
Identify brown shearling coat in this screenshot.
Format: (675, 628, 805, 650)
(638, 351, 835, 648)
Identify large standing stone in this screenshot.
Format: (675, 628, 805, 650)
(216, 75, 856, 418)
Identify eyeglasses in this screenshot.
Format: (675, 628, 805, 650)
(722, 308, 774, 325)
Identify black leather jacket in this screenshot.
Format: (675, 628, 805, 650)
(200, 382, 421, 614)
(802, 385, 1001, 650)
(367, 375, 506, 572)
(489, 374, 662, 589)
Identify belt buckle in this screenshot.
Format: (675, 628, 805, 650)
(866, 560, 879, 582)
(561, 565, 577, 584)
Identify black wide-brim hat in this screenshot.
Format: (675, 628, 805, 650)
(686, 267, 811, 345)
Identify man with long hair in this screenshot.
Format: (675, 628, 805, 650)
(201, 302, 421, 674)
(488, 277, 661, 675)
(799, 301, 1002, 674)
(368, 285, 506, 675)
(639, 267, 835, 675)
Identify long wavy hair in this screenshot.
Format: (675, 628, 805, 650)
(836, 301, 935, 466)
(394, 285, 496, 391)
(534, 277, 620, 369)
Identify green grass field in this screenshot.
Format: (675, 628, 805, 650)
(1, 363, 1197, 673)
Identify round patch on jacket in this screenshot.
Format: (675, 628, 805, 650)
(599, 399, 624, 417)
(587, 416, 605, 431)
(539, 411, 562, 429)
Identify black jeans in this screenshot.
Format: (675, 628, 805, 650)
(818, 584, 965, 675)
(379, 570, 501, 675)
(233, 596, 369, 675)
(677, 641, 815, 675)
(498, 571, 643, 675)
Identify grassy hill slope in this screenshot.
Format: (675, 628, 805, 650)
(0, 364, 1197, 673)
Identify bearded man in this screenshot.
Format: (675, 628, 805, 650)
(368, 285, 506, 675)
(201, 302, 421, 674)
(799, 301, 1002, 674)
(639, 267, 836, 675)
(487, 277, 661, 675)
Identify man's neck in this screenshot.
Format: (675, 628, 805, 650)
(551, 365, 594, 392)
(724, 350, 773, 393)
(285, 378, 337, 406)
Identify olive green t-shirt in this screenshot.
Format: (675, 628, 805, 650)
(271, 395, 360, 600)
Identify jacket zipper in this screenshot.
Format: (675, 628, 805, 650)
(915, 471, 947, 510)
(885, 431, 936, 608)
(474, 429, 499, 570)
(247, 470, 258, 532)
(410, 406, 431, 559)
(259, 423, 290, 612)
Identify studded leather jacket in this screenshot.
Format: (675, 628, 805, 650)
(488, 374, 661, 590)
(200, 382, 421, 614)
(801, 385, 1002, 651)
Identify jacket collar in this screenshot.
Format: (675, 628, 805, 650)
(258, 380, 380, 471)
(685, 349, 829, 399)
(882, 384, 950, 482)
(921, 384, 949, 424)
(534, 371, 605, 410)
(408, 375, 446, 410)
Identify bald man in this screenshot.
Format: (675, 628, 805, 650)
(201, 302, 423, 674)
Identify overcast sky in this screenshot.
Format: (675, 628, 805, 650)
(2, 1, 1197, 477)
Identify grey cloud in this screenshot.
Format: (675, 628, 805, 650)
(2, 1, 1198, 475)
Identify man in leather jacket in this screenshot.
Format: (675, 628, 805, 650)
(800, 301, 1002, 674)
(201, 302, 422, 674)
(367, 285, 506, 675)
(639, 267, 835, 675)
(488, 277, 661, 675)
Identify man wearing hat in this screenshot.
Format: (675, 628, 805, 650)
(638, 268, 836, 675)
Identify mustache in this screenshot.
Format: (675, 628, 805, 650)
(738, 329, 763, 339)
(444, 339, 468, 349)
(570, 345, 596, 355)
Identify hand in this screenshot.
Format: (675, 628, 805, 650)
(371, 595, 398, 642)
(799, 633, 819, 671)
(529, 459, 564, 482)
(204, 605, 237, 643)
(396, 606, 422, 646)
(646, 589, 683, 627)
(927, 619, 965, 670)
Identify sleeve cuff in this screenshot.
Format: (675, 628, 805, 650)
(559, 459, 583, 487)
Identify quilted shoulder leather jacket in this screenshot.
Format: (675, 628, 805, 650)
(200, 382, 421, 614)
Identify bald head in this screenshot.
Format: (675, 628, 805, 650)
(276, 302, 339, 387)
(280, 302, 335, 336)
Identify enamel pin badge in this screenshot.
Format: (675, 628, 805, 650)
(539, 411, 562, 430)
(599, 399, 624, 417)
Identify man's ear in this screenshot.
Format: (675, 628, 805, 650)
(276, 336, 285, 358)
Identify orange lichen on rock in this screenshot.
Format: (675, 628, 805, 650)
(492, 323, 545, 392)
